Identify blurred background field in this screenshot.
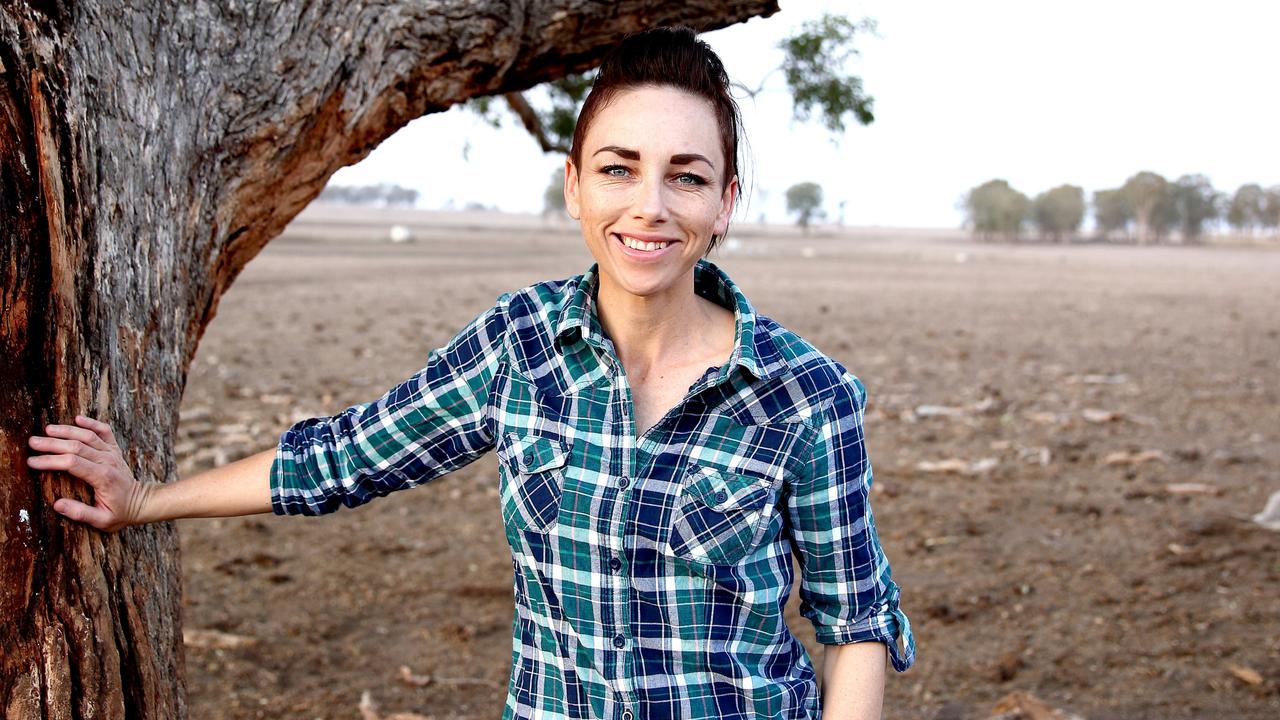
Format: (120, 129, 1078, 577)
(175, 207, 1278, 719)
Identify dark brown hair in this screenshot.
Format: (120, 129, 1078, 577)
(570, 26, 744, 251)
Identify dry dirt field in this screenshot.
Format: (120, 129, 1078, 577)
(176, 208, 1279, 719)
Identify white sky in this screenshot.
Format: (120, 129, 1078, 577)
(330, 0, 1280, 229)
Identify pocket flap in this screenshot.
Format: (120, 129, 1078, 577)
(505, 434, 570, 474)
(684, 465, 770, 512)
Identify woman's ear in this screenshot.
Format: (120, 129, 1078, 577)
(564, 157, 581, 220)
(713, 175, 739, 235)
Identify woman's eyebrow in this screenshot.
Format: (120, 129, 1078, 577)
(670, 153, 714, 169)
(591, 146, 715, 170)
(593, 145, 640, 160)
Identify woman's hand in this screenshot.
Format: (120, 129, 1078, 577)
(26, 415, 151, 532)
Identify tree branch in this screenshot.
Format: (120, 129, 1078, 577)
(503, 91, 571, 154)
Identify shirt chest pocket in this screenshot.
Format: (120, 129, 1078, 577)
(497, 434, 571, 533)
(667, 464, 780, 566)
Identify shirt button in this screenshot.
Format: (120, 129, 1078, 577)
(523, 452, 535, 465)
(622, 711, 634, 720)
(609, 556, 622, 572)
(714, 490, 728, 504)
(617, 476, 630, 489)
(613, 634, 626, 648)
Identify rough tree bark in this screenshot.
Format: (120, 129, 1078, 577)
(0, 1, 779, 717)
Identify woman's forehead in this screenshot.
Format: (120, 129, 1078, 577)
(583, 85, 724, 165)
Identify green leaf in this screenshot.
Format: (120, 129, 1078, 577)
(778, 14, 877, 134)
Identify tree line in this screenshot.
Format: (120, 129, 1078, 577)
(316, 183, 421, 207)
(965, 173, 1280, 243)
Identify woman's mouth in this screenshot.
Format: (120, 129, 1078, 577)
(614, 233, 678, 259)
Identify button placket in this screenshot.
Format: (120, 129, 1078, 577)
(605, 357, 637, 703)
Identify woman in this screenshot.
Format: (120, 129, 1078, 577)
(27, 27, 914, 720)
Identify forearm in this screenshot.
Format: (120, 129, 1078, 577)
(137, 447, 276, 523)
(821, 641, 887, 720)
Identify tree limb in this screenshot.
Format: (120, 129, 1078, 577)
(503, 91, 571, 154)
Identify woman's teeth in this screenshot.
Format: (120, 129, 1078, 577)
(620, 235, 670, 251)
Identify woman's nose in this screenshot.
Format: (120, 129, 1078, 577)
(632, 174, 669, 223)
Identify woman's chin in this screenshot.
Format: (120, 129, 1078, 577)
(601, 264, 684, 299)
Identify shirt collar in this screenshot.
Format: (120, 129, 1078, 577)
(554, 258, 779, 383)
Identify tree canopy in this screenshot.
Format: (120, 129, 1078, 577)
(964, 179, 1029, 241)
(1228, 184, 1266, 234)
(467, 12, 877, 155)
(785, 182, 824, 231)
(1031, 185, 1085, 242)
(973, 172, 1276, 244)
(1093, 189, 1134, 240)
(1168, 174, 1221, 242)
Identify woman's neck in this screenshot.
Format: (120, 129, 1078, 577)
(595, 270, 728, 373)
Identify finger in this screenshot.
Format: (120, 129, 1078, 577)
(28, 436, 115, 465)
(52, 498, 116, 530)
(26, 453, 113, 488)
(74, 415, 119, 448)
(42, 424, 110, 452)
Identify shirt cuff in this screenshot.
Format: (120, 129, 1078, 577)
(269, 423, 326, 516)
(814, 583, 917, 672)
(268, 443, 290, 516)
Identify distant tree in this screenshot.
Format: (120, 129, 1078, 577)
(1227, 183, 1280, 237)
(386, 185, 420, 207)
(1168, 174, 1220, 242)
(470, 12, 879, 154)
(786, 182, 825, 232)
(1031, 184, 1085, 242)
(317, 183, 419, 207)
(1261, 186, 1280, 237)
(1120, 171, 1175, 244)
(543, 167, 567, 218)
(964, 179, 1029, 242)
(1227, 183, 1266, 235)
(1093, 189, 1133, 241)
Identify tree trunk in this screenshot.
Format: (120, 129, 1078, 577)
(0, 1, 778, 716)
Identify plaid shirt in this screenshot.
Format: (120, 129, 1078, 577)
(271, 259, 916, 719)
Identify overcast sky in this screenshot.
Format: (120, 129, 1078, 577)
(329, 0, 1280, 229)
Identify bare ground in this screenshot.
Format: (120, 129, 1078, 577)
(176, 210, 1280, 719)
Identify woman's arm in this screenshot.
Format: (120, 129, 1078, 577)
(27, 415, 273, 532)
(821, 641, 887, 720)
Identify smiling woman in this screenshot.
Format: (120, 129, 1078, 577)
(27, 25, 914, 720)
(565, 84, 739, 369)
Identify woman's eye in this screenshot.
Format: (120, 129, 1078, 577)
(602, 165, 630, 178)
(674, 173, 708, 186)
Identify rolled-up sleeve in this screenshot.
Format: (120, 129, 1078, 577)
(270, 294, 511, 516)
(788, 372, 916, 672)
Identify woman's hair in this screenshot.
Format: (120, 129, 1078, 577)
(570, 26, 745, 252)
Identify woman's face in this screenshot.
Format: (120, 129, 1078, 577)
(565, 85, 737, 301)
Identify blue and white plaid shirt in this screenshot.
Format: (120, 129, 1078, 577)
(271, 258, 916, 719)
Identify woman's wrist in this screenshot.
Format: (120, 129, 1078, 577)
(129, 480, 164, 525)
